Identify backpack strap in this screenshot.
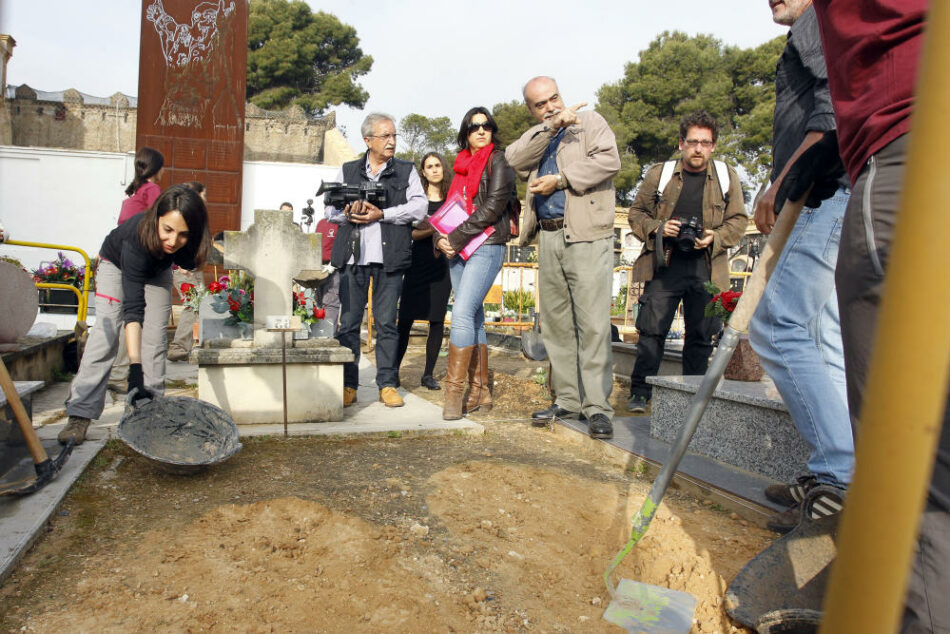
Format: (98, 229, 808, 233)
(713, 159, 730, 204)
(655, 160, 677, 204)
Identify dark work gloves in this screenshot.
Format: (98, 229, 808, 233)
(127, 363, 154, 406)
(775, 131, 847, 212)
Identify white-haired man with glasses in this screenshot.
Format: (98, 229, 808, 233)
(626, 110, 747, 412)
(325, 112, 427, 408)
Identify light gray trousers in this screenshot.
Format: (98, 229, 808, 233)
(538, 230, 614, 418)
(65, 259, 171, 419)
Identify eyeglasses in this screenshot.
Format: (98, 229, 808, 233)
(683, 139, 715, 148)
(468, 122, 494, 133)
(368, 133, 398, 140)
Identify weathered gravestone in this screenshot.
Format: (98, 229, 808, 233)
(192, 210, 353, 424)
(0, 261, 38, 348)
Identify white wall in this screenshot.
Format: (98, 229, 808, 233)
(241, 160, 339, 233)
(0, 146, 343, 272)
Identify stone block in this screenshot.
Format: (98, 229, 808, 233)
(194, 339, 353, 424)
(647, 375, 810, 482)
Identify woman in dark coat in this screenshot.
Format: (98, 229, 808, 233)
(396, 153, 453, 390)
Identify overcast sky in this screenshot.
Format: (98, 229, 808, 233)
(1, 1, 787, 149)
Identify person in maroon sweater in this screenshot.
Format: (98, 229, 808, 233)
(783, 2, 947, 630)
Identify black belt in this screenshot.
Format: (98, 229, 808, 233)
(538, 217, 565, 231)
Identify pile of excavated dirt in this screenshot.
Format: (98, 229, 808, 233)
(0, 348, 773, 632)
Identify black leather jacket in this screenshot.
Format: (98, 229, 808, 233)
(447, 150, 515, 251)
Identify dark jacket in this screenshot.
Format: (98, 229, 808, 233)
(447, 150, 515, 252)
(99, 213, 195, 325)
(330, 154, 415, 272)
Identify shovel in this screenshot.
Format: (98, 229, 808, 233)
(602, 196, 807, 632)
(0, 357, 73, 497)
(521, 312, 547, 361)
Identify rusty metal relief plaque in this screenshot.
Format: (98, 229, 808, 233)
(136, 0, 247, 235)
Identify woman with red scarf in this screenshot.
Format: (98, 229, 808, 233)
(435, 107, 515, 420)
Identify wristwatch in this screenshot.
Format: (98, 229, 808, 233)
(555, 173, 566, 190)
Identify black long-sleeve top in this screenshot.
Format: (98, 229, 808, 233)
(99, 213, 195, 325)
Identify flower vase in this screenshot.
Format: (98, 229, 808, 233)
(310, 320, 334, 338)
(237, 322, 254, 340)
(724, 335, 765, 382)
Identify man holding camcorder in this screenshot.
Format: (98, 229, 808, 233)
(324, 112, 427, 408)
(626, 110, 747, 412)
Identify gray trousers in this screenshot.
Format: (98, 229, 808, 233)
(65, 260, 172, 419)
(538, 229, 614, 418)
(316, 269, 341, 337)
(168, 267, 202, 357)
(837, 135, 950, 632)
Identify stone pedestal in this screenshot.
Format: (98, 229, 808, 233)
(193, 338, 353, 424)
(647, 375, 810, 482)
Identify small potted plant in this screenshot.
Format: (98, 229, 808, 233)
(32, 252, 92, 313)
(209, 273, 254, 339)
(294, 290, 329, 338)
(704, 282, 763, 381)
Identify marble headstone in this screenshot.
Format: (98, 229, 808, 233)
(0, 261, 39, 345)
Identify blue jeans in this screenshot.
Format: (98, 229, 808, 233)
(448, 244, 505, 347)
(749, 187, 854, 487)
(337, 263, 403, 389)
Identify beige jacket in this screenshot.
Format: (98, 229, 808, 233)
(505, 110, 620, 245)
(628, 159, 747, 291)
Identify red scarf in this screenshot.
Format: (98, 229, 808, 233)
(447, 143, 494, 213)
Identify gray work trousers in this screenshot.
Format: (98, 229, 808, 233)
(65, 260, 172, 419)
(836, 135, 950, 632)
(538, 229, 614, 418)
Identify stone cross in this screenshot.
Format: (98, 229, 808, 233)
(224, 209, 324, 348)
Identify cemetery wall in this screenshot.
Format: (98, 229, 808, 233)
(3, 84, 353, 164)
(0, 146, 340, 272)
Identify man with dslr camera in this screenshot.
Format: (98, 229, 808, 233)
(325, 112, 427, 408)
(627, 110, 747, 412)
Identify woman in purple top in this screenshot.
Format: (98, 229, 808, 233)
(118, 147, 164, 225)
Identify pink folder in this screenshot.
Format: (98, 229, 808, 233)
(428, 193, 495, 260)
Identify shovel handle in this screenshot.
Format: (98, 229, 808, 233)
(728, 195, 808, 332)
(0, 357, 49, 464)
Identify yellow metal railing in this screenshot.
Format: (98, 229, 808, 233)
(4, 239, 92, 323)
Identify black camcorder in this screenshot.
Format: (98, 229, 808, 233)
(674, 216, 704, 252)
(316, 181, 388, 209)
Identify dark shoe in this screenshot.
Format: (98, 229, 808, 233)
(765, 474, 818, 507)
(627, 395, 649, 414)
(767, 484, 845, 534)
(443, 344, 475, 420)
(531, 405, 584, 427)
(421, 375, 440, 391)
(588, 413, 613, 439)
(166, 348, 189, 362)
(58, 416, 90, 445)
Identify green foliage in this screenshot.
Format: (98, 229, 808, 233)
(502, 289, 535, 314)
(596, 31, 784, 201)
(491, 100, 536, 147)
(611, 284, 628, 316)
(247, 0, 373, 114)
(397, 113, 456, 165)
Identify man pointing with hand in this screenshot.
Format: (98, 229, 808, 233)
(506, 76, 621, 439)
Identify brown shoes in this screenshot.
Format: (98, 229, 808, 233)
(379, 386, 404, 408)
(443, 344, 475, 420)
(58, 416, 90, 445)
(464, 343, 492, 414)
(343, 387, 357, 407)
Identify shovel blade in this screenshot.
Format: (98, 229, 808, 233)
(603, 579, 696, 633)
(521, 332, 547, 361)
(0, 441, 73, 497)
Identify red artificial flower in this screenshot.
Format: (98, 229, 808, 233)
(208, 281, 225, 293)
(227, 298, 241, 311)
(180, 282, 195, 294)
(313, 307, 326, 319)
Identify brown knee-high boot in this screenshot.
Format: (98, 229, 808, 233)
(464, 343, 492, 413)
(443, 343, 475, 420)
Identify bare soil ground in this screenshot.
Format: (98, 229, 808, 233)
(0, 347, 772, 633)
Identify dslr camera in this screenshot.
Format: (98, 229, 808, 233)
(316, 181, 388, 209)
(673, 216, 704, 252)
